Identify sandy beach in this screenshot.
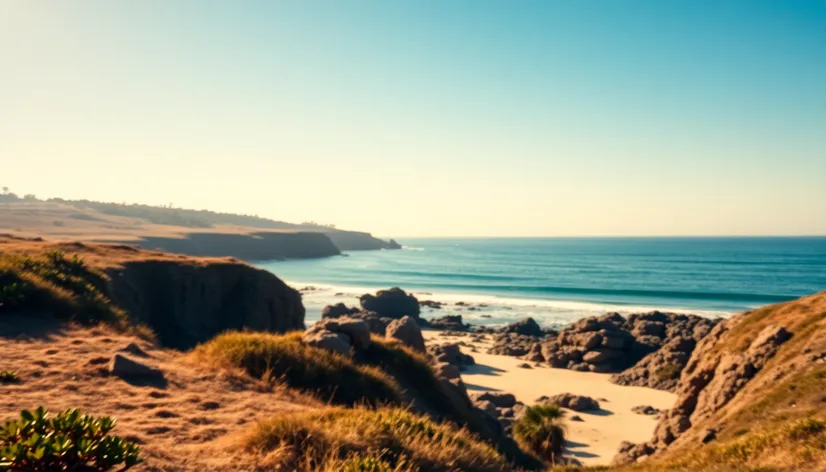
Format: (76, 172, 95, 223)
(424, 330, 676, 466)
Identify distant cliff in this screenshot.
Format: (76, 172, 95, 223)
(324, 231, 402, 251)
(0, 199, 401, 261)
(132, 231, 341, 261)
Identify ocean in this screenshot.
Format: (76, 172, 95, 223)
(256, 237, 826, 327)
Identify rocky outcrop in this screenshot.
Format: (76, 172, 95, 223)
(427, 343, 475, 370)
(501, 317, 544, 337)
(385, 316, 426, 352)
(611, 336, 697, 391)
(320, 305, 392, 335)
(487, 318, 554, 356)
(612, 321, 793, 465)
(321, 303, 360, 318)
(359, 287, 420, 320)
(107, 259, 305, 349)
(427, 315, 470, 331)
(538, 312, 717, 377)
(302, 317, 371, 355)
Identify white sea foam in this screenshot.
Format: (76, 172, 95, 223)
(288, 279, 735, 326)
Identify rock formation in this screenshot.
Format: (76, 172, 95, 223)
(612, 319, 793, 465)
(385, 316, 426, 352)
(107, 258, 305, 349)
(359, 287, 420, 320)
(536, 312, 717, 378)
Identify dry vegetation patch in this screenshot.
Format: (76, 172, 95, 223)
(241, 407, 510, 472)
(191, 331, 404, 406)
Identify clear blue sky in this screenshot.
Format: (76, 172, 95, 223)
(2, 1, 825, 237)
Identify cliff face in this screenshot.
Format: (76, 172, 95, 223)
(0, 236, 306, 349)
(134, 231, 341, 261)
(323, 231, 401, 251)
(614, 290, 826, 465)
(106, 258, 305, 349)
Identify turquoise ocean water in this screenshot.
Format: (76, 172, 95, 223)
(257, 237, 826, 327)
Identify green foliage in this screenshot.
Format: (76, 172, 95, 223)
(0, 407, 141, 471)
(193, 331, 403, 406)
(512, 404, 567, 464)
(0, 251, 126, 326)
(0, 371, 19, 384)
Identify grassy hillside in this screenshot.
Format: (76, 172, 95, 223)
(0, 197, 398, 257)
(557, 290, 826, 472)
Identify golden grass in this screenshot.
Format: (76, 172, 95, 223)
(191, 331, 404, 406)
(240, 407, 510, 472)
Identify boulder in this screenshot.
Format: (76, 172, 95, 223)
(302, 330, 351, 355)
(110, 354, 163, 379)
(631, 405, 661, 416)
(470, 391, 517, 408)
(119, 343, 150, 358)
(545, 393, 600, 412)
(321, 303, 360, 319)
(385, 316, 426, 352)
(501, 317, 543, 337)
(428, 315, 469, 331)
(332, 318, 371, 349)
(428, 343, 475, 368)
(434, 362, 461, 380)
(359, 287, 420, 320)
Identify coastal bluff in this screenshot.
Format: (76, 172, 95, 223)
(0, 235, 305, 348)
(0, 199, 401, 261)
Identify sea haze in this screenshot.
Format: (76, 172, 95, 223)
(257, 237, 826, 327)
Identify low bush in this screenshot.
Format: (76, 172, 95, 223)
(192, 331, 403, 406)
(512, 404, 567, 464)
(0, 371, 19, 384)
(241, 407, 509, 472)
(0, 407, 142, 471)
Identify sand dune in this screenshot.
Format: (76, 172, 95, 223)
(424, 330, 676, 466)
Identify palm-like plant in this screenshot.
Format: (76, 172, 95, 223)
(512, 403, 567, 463)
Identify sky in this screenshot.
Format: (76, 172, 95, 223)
(1, 1, 825, 237)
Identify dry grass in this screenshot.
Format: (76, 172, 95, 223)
(0, 318, 316, 472)
(240, 407, 510, 472)
(191, 331, 403, 406)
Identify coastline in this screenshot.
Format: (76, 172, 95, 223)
(291, 280, 734, 327)
(427, 329, 676, 465)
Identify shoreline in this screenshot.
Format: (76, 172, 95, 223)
(423, 329, 676, 466)
(289, 280, 734, 328)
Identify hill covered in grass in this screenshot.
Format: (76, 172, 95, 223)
(0, 195, 400, 259)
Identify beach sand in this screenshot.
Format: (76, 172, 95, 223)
(424, 330, 676, 466)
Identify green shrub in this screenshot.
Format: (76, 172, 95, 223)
(192, 331, 403, 406)
(0, 371, 19, 384)
(0, 407, 142, 471)
(512, 404, 567, 464)
(0, 251, 126, 327)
